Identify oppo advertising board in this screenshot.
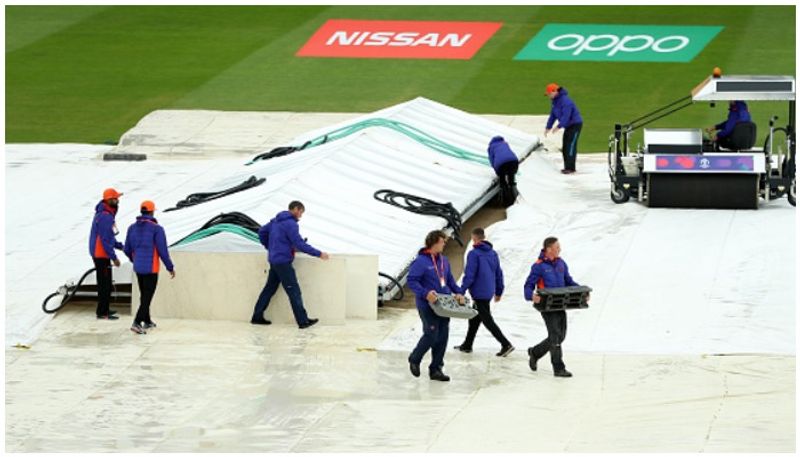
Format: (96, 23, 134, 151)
(515, 24, 723, 62)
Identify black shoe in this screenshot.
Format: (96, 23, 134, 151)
(554, 369, 573, 378)
(409, 362, 420, 378)
(453, 344, 472, 353)
(429, 370, 450, 382)
(143, 322, 157, 329)
(299, 318, 318, 329)
(250, 318, 272, 325)
(528, 347, 538, 371)
(97, 314, 119, 320)
(496, 345, 515, 357)
(109, 309, 118, 316)
(130, 324, 146, 335)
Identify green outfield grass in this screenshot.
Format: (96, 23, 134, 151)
(5, 5, 796, 151)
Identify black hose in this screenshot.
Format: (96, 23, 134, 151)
(248, 140, 314, 165)
(374, 189, 464, 246)
(164, 176, 265, 212)
(42, 267, 96, 314)
(378, 272, 404, 307)
(170, 211, 262, 247)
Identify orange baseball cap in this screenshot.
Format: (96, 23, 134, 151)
(102, 188, 123, 200)
(140, 200, 156, 212)
(545, 83, 560, 95)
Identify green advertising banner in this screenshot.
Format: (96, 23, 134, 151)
(514, 23, 723, 62)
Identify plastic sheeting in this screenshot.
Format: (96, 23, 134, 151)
(5, 99, 539, 346)
(5, 137, 795, 452)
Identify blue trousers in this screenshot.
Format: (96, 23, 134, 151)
(409, 304, 450, 372)
(251, 262, 310, 325)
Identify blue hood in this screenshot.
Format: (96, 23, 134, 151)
(523, 249, 578, 300)
(546, 87, 583, 130)
(487, 137, 518, 172)
(123, 214, 174, 274)
(407, 249, 462, 309)
(258, 210, 322, 264)
(460, 241, 504, 299)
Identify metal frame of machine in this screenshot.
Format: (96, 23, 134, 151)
(608, 73, 796, 207)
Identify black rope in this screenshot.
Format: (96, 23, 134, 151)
(248, 140, 314, 164)
(373, 189, 464, 246)
(170, 211, 262, 247)
(164, 176, 266, 212)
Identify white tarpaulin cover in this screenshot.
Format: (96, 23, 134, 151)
(5, 98, 539, 346)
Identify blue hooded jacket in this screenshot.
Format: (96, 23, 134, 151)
(123, 215, 174, 274)
(523, 250, 578, 301)
(715, 101, 751, 139)
(460, 241, 504, 300)
(407, 248, 462, 310)
(546, 88, 583, 130)
(88, 201, 123, 260)
(258, 210, 322, 264)
(487, 136, 519, 173)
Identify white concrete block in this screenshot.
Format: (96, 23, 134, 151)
(342, 255, 378, 320)
(131, 252, 377, 325)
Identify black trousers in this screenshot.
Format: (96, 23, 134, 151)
(530, 310, 567, 371)
(461, 299, 511, 348)
(496, 160, 519, 205)
(562, 123, 582, 171)
(716, 135, 737, 151)
(93, 257, 113, 317)
(134, 273, 158, 325)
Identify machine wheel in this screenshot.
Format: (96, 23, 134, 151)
(610, 186, 630, 204)
(789, 177, 796, 207)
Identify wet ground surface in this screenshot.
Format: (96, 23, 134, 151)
(6, 306, 794, 452)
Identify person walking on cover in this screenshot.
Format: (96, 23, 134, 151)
(407, 230, 466, 382)
(524, 236, 588, 377)
(454, 227, 514, 357)
(544, 83, 583, 174)
(251, 201, 329, 329)
(88, 188, 125, 320)
(123, 200, 176, 335)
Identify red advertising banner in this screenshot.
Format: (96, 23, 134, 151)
(297, 19, 503, 60)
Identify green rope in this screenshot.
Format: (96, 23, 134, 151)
(256, 118, 489, 165)
(172, 223, 260, 248)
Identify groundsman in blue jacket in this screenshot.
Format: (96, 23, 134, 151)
(523, 236, 588, 378)
(487, 136, 520, 205)
(544, 83, 583, 174)
(89, 188, 125, 320)
(251, 201, 329, 329)
(407, 230, 465, 382)
(706, 100, 752, 150)
(454, 227, 514, 357)
(123, 200, 175, 334)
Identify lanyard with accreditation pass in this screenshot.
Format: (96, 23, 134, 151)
(431, 253, 446, 288)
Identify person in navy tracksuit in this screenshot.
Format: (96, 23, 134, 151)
(706, 100, 752, 150)
(88, 188, 125, 320)
(487, 136, 520, 204)
(545, 83, 583, 174)
(251, 201, 329, 329)
(523, 236, 588, 378)
(123, 200, 175, 334)
(454, 227, 514, 356)
(407, 230, 465, 382)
